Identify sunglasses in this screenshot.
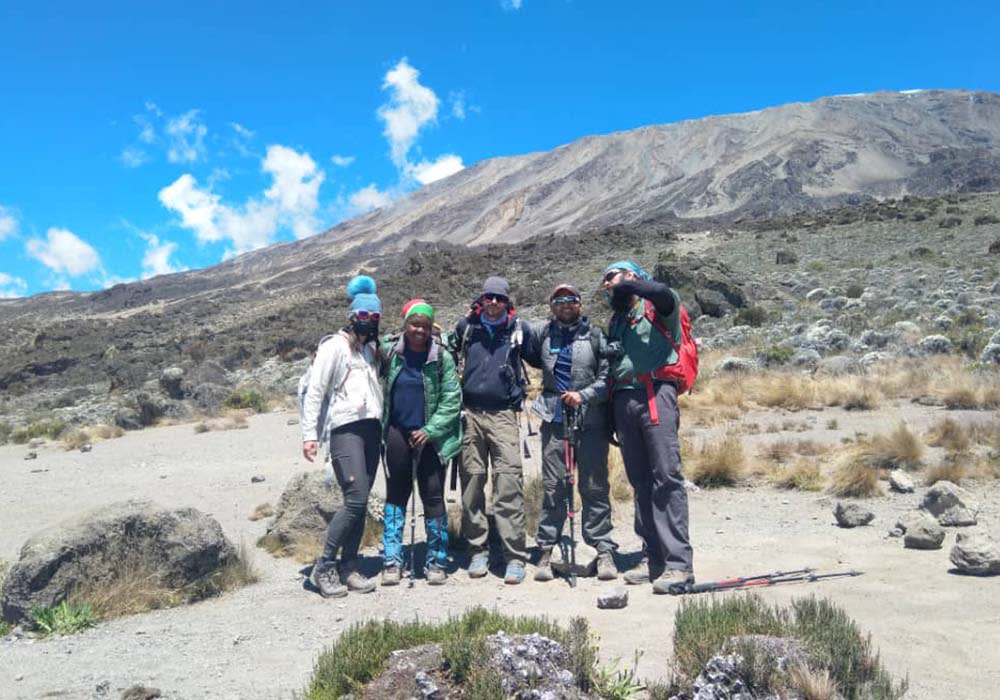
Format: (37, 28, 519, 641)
(352, 310, 381, 322)
(603, 269, 625, 283)
(551, 295, 581, 305)
(481, 294, 509, 304)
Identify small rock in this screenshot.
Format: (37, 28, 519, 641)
(597, 587, 629, 609)
(250, 475, 266, 484)
(121, 686, 162, 700)
(95, 680, 111, 697)
(24, 452, 37, 461)
(286, 418, 300, 426)
(834, 501, 874, 528)
(889, 471, 915, 494)
(922, 481, 978, 526)
(14, 675, 24, 682)
(950, 531, 1000, 576)
(80, 443, 93, 453)
(900, 512, 945, 550)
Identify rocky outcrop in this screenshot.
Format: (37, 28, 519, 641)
(1, 500, 236, 624)
(258, 471, 343, 559)
(921, 481, 979, 526)
(950, 531, 1000, 576)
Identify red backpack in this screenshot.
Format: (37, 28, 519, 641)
(612, 300, 699, 425)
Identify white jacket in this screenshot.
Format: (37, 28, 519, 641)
(300, 331, 383, 444)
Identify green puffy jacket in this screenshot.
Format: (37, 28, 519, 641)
(380, 336, 463, 463)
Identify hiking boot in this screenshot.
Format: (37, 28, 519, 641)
(311, 560, 347, 598)
(468, 551, 490, 578)
(340, 563, 376, 594)
(624, 557, 664, 585)
(381, 564, 402, 587)
(504, 560, 526, 585)
(425, 564, 447, 586)
(595, 551, 618, 581)
(534, 549, 554, 582)
(652, 569, 695, 595)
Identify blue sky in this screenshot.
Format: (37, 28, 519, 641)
(1, 1, 998, 298)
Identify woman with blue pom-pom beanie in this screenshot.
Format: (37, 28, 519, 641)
(300, 275, 384, 597)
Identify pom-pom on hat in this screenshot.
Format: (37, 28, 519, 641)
(402, 298, 434, 321)
(347, 275, 381, 315)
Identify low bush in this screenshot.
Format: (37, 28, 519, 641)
(734, 306, 769, 328)
(925, 417, 970, 453)
(828, 451, 882, 498)
(845, 283, 865, 299)
(771, 460, 824, 491)
(688, 433, 745, 488)
(223, 388, 268, 413)
(924, 459, 967, 486)
(11, 418, 67, 444)
(304, 607, 595, 700)
(30, 600, 96, 636)
(867, 424, 923, 471)
(672, 594, 906, 700)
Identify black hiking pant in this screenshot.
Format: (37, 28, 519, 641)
(322, 418, 381, 564)
(384, 424, 446, 519)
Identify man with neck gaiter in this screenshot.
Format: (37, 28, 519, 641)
(454, 276, 533, 584)
(523, 283, 618, 582)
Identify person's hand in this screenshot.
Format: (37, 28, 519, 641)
(561, 391, 583, 408)
(302, 440, 319, 462)
(409, 429, 429, 448)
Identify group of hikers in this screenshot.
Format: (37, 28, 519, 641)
(299, 261, 695, 598)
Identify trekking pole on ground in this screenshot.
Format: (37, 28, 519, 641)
(562, 406, 579, 588)
(667, 568, 863, 595)
(408, 437, 423, 588)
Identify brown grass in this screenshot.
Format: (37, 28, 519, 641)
(942, 383, 980, 410)
(967, 419, 1000, 447)
(248, 503, 275, 521)
(828, 450, 882, 498)
(61, 423, 125, 450)
(258, 530, 325, 564)
(751, 374, 817, 410)
(771, 460, 824, 491)
(788, 664, 838, 700)
(194, 414, 249, 433)
(925, 417, 971, 452)
(761, 440, 795, 464)
(868, 423, 923, 471)
(607, 447, 633, 504)
(687, 433, 745, 488)
(70, 540, 257, 620)
(924, 459, 968, 486)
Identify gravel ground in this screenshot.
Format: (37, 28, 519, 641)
(2, 408, 999, 700)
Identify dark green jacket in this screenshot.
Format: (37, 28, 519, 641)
(381, 336, 463, 463)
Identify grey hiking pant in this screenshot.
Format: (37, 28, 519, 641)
(322, 418, 381, 564)
(459, 408, 528, 564)
(613, 383, 693, 572)
(536, 420, 617, 554)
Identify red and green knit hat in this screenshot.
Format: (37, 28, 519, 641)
(401, 298, 435, 321)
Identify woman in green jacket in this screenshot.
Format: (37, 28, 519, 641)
(380, 299, 462, 585)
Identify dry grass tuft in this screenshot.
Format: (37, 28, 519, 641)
(607, 447, 633, 504)
(788, 664, 838, 700)
(771, 460, 824, 491)
(925, 417, 971, 453)
(924, 459, 968, 486)
(61, 423, 124, 450)
(688, 433, 745, 488)
(761, 440, 795, 464)
(258, 530, 325, 564)
(828, 450, 882, 498)
(194, 414, 249, 433)
(868, 423, 923, 471)
(249, 503, 275, 521)
(941, 383, 980, 410)
(838, 386, 881, 411)
(751, 374, 817, 410)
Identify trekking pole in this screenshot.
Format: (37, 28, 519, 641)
(562, 406, 579, 588)
(408, 437, 423, 588)
(668, 568, 863, 595)
(521, 406, 534, 459)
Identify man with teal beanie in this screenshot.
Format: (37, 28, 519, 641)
(602, 260, 695, 594)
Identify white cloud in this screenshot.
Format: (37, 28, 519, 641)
(330, 154, 356, 167)
(0, 272, 28, 299)
(408, 154, 465, 185)
(263, 145, 325, 239)
(139, 233, 186, 279)
(230, 122, 255, 139)
(159, 144, 326, 255)
(450, 91, 467, 120)
(349, 184, 394, 214)
(120, 146, 148, 168)
(0, 205, 18, 240)
(165, 109, 208, 164)
(25, 228, 102, 277)
(502, 0, 523, 9)
(378, 58, 441, 169)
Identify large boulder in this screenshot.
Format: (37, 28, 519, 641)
(899, 511, 946, 550)
(1, 500, 236, 624)
(259, 471, 343, 559)
(950, 531, 1000, 576)
(834, 502, 875, 528)
(921, 481, 979, 526)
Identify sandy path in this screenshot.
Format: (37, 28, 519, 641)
(1, 410, 998, 700)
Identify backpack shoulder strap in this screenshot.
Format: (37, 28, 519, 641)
(643, 299, 680, 354)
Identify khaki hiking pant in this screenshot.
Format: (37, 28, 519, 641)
(459, 408, 528, 564)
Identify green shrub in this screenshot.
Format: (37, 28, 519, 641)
(845, 283, 865, 299)
(758, 345, 794, 367)
(11, 418, 67, 444)
(223, 388, 267, 413)
(0, 422, 11, 445)
(305, 607, 590, 700)
(30, 600, 96, 636)
(671, 594, 907, 700)
(734, 306, 768, 328)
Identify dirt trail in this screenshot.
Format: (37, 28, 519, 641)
(2, 409, 998, 700)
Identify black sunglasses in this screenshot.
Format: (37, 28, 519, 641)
(603, 269, 625, 283)
(481, 294, 509, 304)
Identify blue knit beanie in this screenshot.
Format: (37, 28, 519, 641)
(347, 275, 381, 315)
(604, 260, 650, 280)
